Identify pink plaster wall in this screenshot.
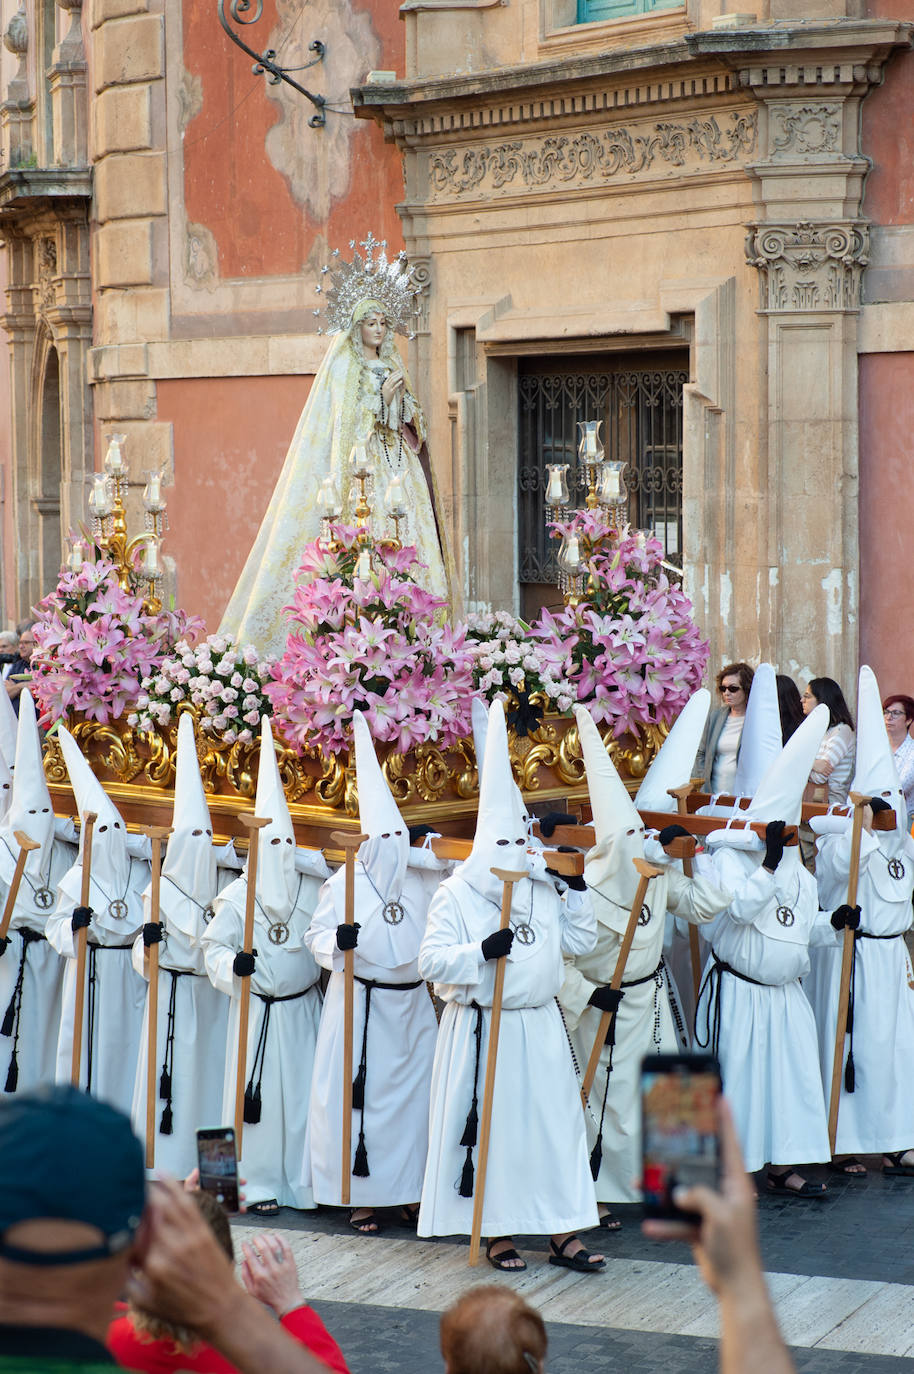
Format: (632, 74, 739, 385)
(0, 250, 14, 629)
(155, 375, 311, 632)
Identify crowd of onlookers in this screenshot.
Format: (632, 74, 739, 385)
(1, 621, 36, 716)
(695, 661, 914, 830)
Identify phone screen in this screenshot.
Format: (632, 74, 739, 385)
(641, 1053, 721, 1221)
(196, 1127, 239, 1213)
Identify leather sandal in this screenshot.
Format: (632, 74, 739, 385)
(766, 1171, 827, 1198)
(828, 1156, 867, 1176)
(486, 1237, 527, 1272)
(349, 1208, 381, 1233)
(598, 1209, 622, 1230)
(247, 1198, 280, 1217)
(548, 1235, 605, 1273)
(883, 1151, 914, 1176)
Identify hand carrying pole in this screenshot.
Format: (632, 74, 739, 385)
(142, 825, 172, 1170)
(0, 830, 41, 943)
(70, 812, 98, 1086)
(234, 814, 270, 1157)
(581, 857, 664, 1103)
(668, 784, 703, 1010)
(329, 831, 369, 1206)
(828, 792, 867, 1154)
(468, 866, 526, 1268)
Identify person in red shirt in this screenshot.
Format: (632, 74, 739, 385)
(107, 1193, 348, 1374)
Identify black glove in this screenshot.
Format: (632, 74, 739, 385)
(408, 824, 436, 844)
(762, 820, 788, 872)
(830, 904, 862, 931)
(481, 928, 515, 961)
(589, 985, 624, 1014)
(71, 905, 93, 932)
(0, 936, 10, 958)
(233, 950, 256, 977)
(869, 797, 892, 813)
(336, 923, 360, 951)
(143, 922, 163, 947)
(658, 824, 690, 848)
(539, 811, 577, 839)
(545, 843, 586, 891)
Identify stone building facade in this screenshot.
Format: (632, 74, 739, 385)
(0, 0, 911, 700)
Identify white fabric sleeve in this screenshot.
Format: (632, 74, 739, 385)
(201, 901, 243, 998)
(45, 908, 76, 958)
(666, 869, 732, 925)
(558, 885, 597, 957)
(418, 888, 484, 987)
(559, 956, 599, 1030)
(712, 850, 777, 927)
(304, 880, 345, 974)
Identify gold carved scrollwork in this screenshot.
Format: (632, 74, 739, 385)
(452, 738, 478, 800)
(43, 733, 68, 785)
(71, 721, 143, 784)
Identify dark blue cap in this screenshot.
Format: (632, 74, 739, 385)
(0, 1084, 146, 1265)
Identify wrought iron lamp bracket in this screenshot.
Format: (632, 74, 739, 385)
(217, 1, 327, 128)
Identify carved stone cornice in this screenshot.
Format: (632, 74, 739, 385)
(744, 221, 869, 314)
(427, 109, 757, 203)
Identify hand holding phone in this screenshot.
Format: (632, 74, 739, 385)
(641, 1052, 721, 1224)
(196, 1127, 239, 1214)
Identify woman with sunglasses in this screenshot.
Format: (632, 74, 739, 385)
(694, 663, 755, 794)
(802, 678, 855, 806)
(882, 695, 914, 829)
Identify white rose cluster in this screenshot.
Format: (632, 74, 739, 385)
(464, 610, 574, 713)
(129, 635, 275, 747)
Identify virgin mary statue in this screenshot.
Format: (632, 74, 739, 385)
(219, 237, 455, 657)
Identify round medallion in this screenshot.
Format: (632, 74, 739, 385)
(888, 858, 906, 880)
(202, 904, 215, 924)
(268, 922, 290, 946)
(776, 905, 795, 928)
(382, 899, 405, 926)
(513, 922, 536, 946)
(638, 903, 652, 927)
(108, 898, 129, 920)
(34, 887, 54, 910)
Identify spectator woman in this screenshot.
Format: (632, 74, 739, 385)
(802, 677, 855, 805)
(694, 663, 755, 793)
(776, 675, 805, 744)
(882, 694, 914, 828)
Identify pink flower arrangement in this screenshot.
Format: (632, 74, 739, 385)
(30, 557, 202, 725)
(267, 525, 476, 756)
(530, 513, 709, 737)
(131, 635, 275, 747)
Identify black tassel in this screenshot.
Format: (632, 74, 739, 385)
(352, 1134, 370, 1177)
(4, 1049, 17, 1093)
(846, 1003, 854, 1034)
(590, 1135, 603, 1181)
(159, 1102, 173, 1135)
(159, 1067, 171, 1101)
(459, 1151, 475, 1198)
(351, 1064, 366, 1111)
(844, 1051, 856, 1094)
(243, 1081, 262, 1124)
(460, 1104, 479, 1149)
(0, 997, 14, 1039)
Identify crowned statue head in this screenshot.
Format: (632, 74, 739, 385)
(314, 233, 421, 342)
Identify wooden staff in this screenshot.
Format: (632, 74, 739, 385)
(469, 865, 526, 1267)
(429, 834, 584, 877)
(70, 812, 97, 1086)
(0, 830, 41, 943)
(330, 829, 368, 1207)
(827, 792, 868, 1154)
(668, 783, 703, 1010)
(581, 857, 664, 1103)
(234, 814, 270, 1156)
(142, 825, 172, 1170)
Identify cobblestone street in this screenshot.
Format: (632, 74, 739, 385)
(235, 1156, 914, 1371)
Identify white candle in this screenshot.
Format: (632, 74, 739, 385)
(564, 535, 581, 571)
(384, 474, 407, 518)
(142, 471, 164, 512)
(545, 464, 570, 507)
(88, 474, 113, 518)
(144, 540, 160, 578)
(355, 548, 372, 581)
(104, 435, 126, 475)
(318, 476, 342, 519)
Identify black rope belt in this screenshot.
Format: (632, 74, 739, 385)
(156, 967, 199, 1137)
(457, 1001, 484, 1199)
(1, 930, 45, 1094)
(86, 941, 135, 1095)
(839, 928, 906, 1097)
(350, 976, 424, 1180)
(243, 983, 318, 1127)
(695, 952, 769, 1061)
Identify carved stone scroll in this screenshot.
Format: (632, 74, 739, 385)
(744, 221, 869, 313)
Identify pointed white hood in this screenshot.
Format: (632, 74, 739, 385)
(733, 663, 782, 798)
(1, 690, 54, 866)
(249, 717, 297, 919)
(354, 710, 409, 898)
(0, 678, 18, 771)
(0, 749, 10, 824)
(849, 665, 907, 851)
(576, 703, 644, 910)
(459, 701, 532, 905)
(471, 697, 488, 782)
(59, 723, 132, 896)
(634, 689, 710, 813)
(161, 713, 218, 908)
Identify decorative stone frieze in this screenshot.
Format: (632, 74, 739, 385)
(428, 110, 757, 201)
(768, 103, 843, 160)
(744, 221, 869, 313)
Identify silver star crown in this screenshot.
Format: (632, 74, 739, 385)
(313, 233, 422, 338)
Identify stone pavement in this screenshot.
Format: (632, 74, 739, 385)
(234, 1158, 914, 1371)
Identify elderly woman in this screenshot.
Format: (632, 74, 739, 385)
(882, 694, 914, 828)
(802, 678, 856, 806)
(694, 662, 755, 793)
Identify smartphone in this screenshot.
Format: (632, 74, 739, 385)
(641, 1052, 721, 1222)
(196, 1127, 239, 1213)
